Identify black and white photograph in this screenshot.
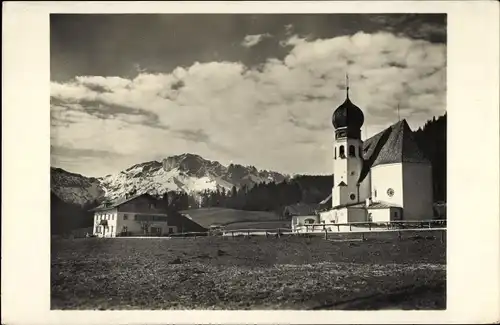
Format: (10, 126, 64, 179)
(4, 2, 500, 324)
(49, 13, 448, 310)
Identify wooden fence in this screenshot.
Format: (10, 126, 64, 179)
(112, 219, 447, 242)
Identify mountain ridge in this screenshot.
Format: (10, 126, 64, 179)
(51, 153, 289, 206)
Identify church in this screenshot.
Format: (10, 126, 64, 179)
(293, 79, 434, 230)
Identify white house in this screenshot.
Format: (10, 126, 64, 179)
(293, 78, 434, 231)
(91, 193, 178, 237)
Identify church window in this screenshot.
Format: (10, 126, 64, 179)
(350, 193, 356, 200)
(349, 145, 356, 157)
(387, 188, 395, 197)
(339, 145, 346, 159)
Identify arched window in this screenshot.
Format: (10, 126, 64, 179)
(339, 145, 346, 159)
(349, 145, 356, 157)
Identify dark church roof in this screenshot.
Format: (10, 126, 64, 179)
(357, 119, 430, 183)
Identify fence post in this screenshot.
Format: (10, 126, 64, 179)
(349, 224, 352, 231)
(324, 228, 328, 240)
(398, 230, 402, 240)
(231, 231, 234, 239)
(361, 233, 365, 241)
(337, 225, 340, 232)
(369, 223, 372, 231)
(265, 231, 268, 238)
(277, 228, 281, 239)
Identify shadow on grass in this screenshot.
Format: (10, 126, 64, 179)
(310, 281, 446, 310)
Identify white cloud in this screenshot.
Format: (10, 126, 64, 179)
(241, 33, 272, 48)
(51, 31, 446, 176)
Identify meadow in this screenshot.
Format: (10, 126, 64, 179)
(51, 231, 446, 310)
(180, 207, 285, 229)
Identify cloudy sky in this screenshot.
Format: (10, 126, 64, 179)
(50, 14, 446, 177)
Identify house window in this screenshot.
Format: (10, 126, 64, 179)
(334, 147, 337, 159)
(374, 189, 377, 198)
(149, 203, 156, 209)
(168, 227, 174, 234)
(111, 214, 114, 221)
(349, 145, 356, 157)
(393, 212, 400, 220)
(123, 214, 128, 220)
(95, 226, 99, 233)
(339, 145, 346, 159)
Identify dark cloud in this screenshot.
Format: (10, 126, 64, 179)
(51, 14, 445, 82)
(51, 145, 124, 159)
(173, 129, 211, 143)
(288, 112, 330, 132)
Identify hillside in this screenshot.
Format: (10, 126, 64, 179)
(51, 167, 105, 206)
(180, 208, 281, 229)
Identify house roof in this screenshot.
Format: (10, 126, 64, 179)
(358, 119, 430, 183)
(90, 193, 154, 212)
(283, 203, 319, 216)
(332, 200, 402, 210)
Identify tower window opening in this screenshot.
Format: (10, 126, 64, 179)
(349, 145, 356, 157)
(339, 145, 346, 159)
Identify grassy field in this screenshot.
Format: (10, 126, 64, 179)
(51, 232, 446, 310)
(180, 207, 284, 229)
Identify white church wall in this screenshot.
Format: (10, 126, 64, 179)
(358, 171, 371, 202)
(332, 185, 350, 207)
(337, 208, 349, 224)
(368, 208, 391, 222)
(402, 163, 434, 220)
(333, 138, 364, 205)
(319, 210, 336, 224)
(371, 163, 404, 207)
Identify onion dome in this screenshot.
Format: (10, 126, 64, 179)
(332, 96, 364, 130)
(332, 75, 365, 139)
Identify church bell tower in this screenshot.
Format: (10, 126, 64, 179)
(331, 75, 365, 207)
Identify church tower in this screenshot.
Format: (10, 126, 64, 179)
(331, 75, 365, 207)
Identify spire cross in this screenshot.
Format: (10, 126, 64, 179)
(346, 73, 350, 98)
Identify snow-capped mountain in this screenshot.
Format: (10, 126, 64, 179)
(51, 153, 288, 205)
(51, 167, 105, 206)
